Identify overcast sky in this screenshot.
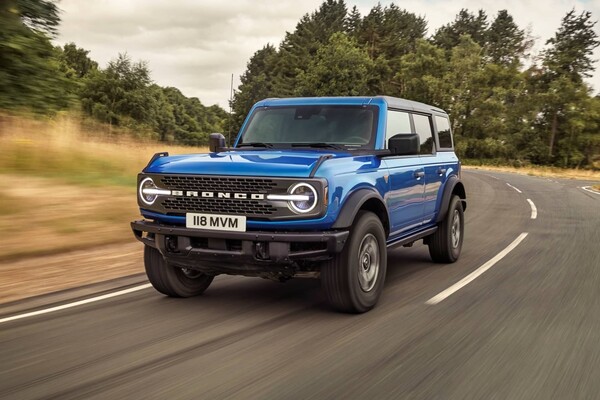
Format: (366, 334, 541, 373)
(55, 0, 600, 109)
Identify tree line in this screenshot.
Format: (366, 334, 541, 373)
(232, 0, 600, 168)
(1, 0, 599, 167)
(0, 0, 227, 145)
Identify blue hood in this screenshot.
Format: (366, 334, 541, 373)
(144, 150, 347, 178)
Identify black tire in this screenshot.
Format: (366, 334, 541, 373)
(144, 245, 214, 297)
(428, 195, 464, 263)
(321, 211, 387, 313)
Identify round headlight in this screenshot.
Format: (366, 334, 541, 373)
(288, 183, 318, 214)
(139, 177, 159, 205)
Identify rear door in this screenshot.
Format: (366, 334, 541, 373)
(429, 115, 458, 222)
(413, 113, 444, 224)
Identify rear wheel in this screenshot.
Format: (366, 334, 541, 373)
(321, 211, 387, 313)
(144, 245, 213, 297)
(428, 195, 464, 263)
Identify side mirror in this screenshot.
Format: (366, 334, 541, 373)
(388, 133, 419, 156)
(209, 133, 226, 152)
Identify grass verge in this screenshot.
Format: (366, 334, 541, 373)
(463, 164, 600, 181)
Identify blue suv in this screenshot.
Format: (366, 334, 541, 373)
(131, 96, 466, 313)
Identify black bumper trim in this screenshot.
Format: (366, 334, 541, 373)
(131, 220, 349, 270)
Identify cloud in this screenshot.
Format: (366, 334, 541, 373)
(56, 0, 600, 108)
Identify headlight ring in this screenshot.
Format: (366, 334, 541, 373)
(288, 182, 318, 214)
(139, 177, 167, 205)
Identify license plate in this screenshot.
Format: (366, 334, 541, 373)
(186, 213, 246, 232)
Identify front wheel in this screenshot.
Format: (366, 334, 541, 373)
(428, 195, 464, 263)
(321, 211, 387, 313)
(144, 246, 214, 297)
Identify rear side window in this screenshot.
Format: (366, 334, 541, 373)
(434, 116, 453, 149)
(413, 114, 435, 154)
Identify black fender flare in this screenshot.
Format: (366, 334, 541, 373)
(436, 176, 467, 223)
(332, 188, 389, 235)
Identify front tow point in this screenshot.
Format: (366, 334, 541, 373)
(255, 242, 269, 260)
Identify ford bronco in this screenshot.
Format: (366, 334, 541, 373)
(131, 96, 466, 313)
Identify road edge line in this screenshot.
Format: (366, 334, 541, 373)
(581, 186, 600, 195)
(0, 284, 152, 324)
(426, 233, 529, 305)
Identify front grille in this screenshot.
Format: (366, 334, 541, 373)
(159, 176, 277, 193)
(142, 173, 325, 220)
(162, 197, 276, 215)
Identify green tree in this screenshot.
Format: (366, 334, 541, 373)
(80, 53, 154, 127)
(159, 86, 227, 145)
(357, 4, 427, 95)
(296, 32, 373, 96)
(433, 9, 488, 50)
(0, 0, 73, 111)
(442, 36, 485, 137)
(540, 10, 599, 160)
(230, 45, 278, 135)
(486, 10, 530, 66)
(58, 42, 98, 79)
(345, 5, 361, 35)
(397, 39, 448, 106)
(543, 9, 599, 81)
(15, 0, 59, 35)
(274, 0, 347, 96)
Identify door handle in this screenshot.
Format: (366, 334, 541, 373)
(437, 168, 447, 176)
(414, 171, 425, 179)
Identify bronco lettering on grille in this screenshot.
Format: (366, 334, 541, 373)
(176, 191, 265, 200)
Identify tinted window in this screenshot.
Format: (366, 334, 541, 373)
(413, 114, 434, 154)
(239, 105, 378, 148)
(434, 115, 453, 148)
(386, 110, 411, 145)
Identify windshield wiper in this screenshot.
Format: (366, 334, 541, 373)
(237, 142, 274, 148)
(290, 143, 345, 150)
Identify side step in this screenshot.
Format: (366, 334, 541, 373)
(386, 227, 437, 249)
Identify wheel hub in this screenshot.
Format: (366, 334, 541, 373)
(357, 233, 379, 292)
(451, 209, 461, 249)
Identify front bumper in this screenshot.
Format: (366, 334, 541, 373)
(131, 220, 349, 277)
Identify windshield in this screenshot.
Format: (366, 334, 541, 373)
(237, 105, 379, 149)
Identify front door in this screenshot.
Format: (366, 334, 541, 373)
(383, 110, 425, 237)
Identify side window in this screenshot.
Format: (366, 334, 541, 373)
(412, 114, 435, 154)
(434, 115, 453, 149)
(385, 110, 411, 145)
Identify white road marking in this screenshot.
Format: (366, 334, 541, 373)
(506, 183, 522, 193)
(426, 233, 529, 305)
(482, 173, 500, 180)
(581, 186, 600, 195)
(0, 284, 152, 324)
(526, 199, 537, 219)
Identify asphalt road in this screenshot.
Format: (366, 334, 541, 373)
(1, 171, 599, 399)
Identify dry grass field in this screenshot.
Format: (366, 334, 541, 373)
(0, 113, 207, 261)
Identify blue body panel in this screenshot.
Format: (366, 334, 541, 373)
(139, 96, 461, 243)
(144, 150, 343, 178)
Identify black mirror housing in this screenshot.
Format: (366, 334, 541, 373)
(388, 133, 419, 156)
(209, 133, 226, 152)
